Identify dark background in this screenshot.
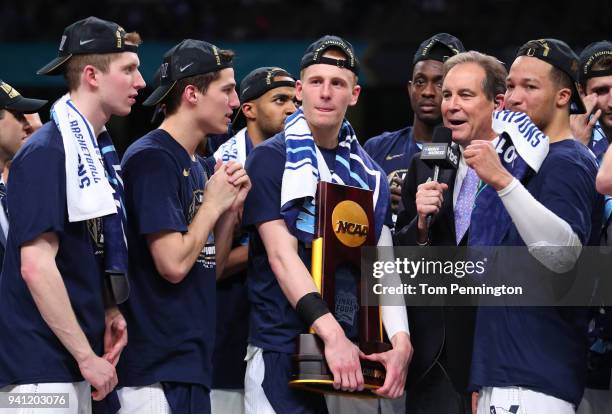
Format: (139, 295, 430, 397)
(1, 0, 610, 155)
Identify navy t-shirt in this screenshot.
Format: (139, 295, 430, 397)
(0, 122, 106, 386)
(243, 133, 391, 353)
(363, 126, 420, 183)
(364, 126, 421, 226)
(118, 129, 216, 388)
(470, 140, 603, 406)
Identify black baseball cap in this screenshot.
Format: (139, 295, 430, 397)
(300, 35, 359, 75)
(143, 39, 233, 107)
(37, 16, 139, 76)
(0, 80, 47, 113)
(516, 38, 586, 114)
(240, 67, 295, 103)
(413, 33, 465, 65)
(579, 40, 612, 83)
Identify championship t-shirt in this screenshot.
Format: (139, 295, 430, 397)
(470, 139, 603, 406)
(243, 133, 391, 353)
(0, 122, 106, 386)
(118, 129, 216, 388)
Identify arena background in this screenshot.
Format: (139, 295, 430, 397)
(1, 0, 610, 155)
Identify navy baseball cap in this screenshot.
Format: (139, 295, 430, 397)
(414, 33, 465, 64)
(300, 35, 359, 75)
(239, 67, 295, 103)
(144, 39, 233, 107)
(579, 40, 612, 82)
(516, 38, 586, 114)
(0, 80, 47, 113)
(37, 16, 139, 76)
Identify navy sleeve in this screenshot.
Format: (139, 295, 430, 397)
(8, 146, 66, 246)
(243, 145, 284, 227)
(363, 136, 375, 155)
(536, 155, 597, 244)
(363, 135, 384, 163)
(372, 160, 394, 229)
(123, 149, 188, 235)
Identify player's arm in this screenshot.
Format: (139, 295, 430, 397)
(214, 210, 238, 278)
(597, 144, 612, 195)
(21, 232, 116, 401)
(148, 200, 223, 283)
(465, 140, 583, 272)
(217, 245, 248, 280)
(148, 163, 239, 283)
(214, 160, 251, 278)
(257, 218, 364, 392)
(100, 280, 127, 367)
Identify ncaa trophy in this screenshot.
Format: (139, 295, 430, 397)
(288, 181, 391, 396)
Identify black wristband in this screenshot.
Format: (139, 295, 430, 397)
(296, 292, 330, 327)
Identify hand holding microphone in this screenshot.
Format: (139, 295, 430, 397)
(415, 127, 458, 239)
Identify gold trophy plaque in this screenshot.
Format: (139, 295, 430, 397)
(289, 181, 391, 396)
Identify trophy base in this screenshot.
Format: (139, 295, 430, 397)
(289, 333, 392, 398)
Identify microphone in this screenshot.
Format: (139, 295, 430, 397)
(420, 126, 458, 228)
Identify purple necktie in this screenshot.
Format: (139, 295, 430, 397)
(454, 167, 479, 244)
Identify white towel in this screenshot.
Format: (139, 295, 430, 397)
(280, 111, 333, 209)
(51, 94, 117, 221)
(492, 110, 549, 172)
(213, 127, 248, 164)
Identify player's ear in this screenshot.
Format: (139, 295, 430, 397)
(494, 93, 504, 110)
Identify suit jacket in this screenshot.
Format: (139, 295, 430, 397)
(394, 153, 476, 399)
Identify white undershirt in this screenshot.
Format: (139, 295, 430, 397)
(377, 225, 410, 338)
(498, 178, 582, 273)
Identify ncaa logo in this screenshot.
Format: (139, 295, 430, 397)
(160, 63, 169, 79)
(331, 200, 369, 247)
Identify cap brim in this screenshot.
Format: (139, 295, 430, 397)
(570, 83, 586, 114)
(37, 54, 72, 76)
(4, 96, 48, 113)
(142, 81, 177, 107)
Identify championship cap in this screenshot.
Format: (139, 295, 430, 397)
(239, 67, 295, 103)
(0, 80, 47, 113)
(144, 39, 233, 107)
(579, 40, 612, 83)
(413, 33, 465, 64)
(516, 38, 586, 114)
(37, 16, 139, 76)
(300, 35, 359, 75)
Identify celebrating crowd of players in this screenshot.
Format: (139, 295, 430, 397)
(0, 14, 611, 414)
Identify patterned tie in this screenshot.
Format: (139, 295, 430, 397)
(454, 167, 479, 244)
(0, 181, 7, 217)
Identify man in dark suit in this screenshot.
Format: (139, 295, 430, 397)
(395, 51, 507, 413)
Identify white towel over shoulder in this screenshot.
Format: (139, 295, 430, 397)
(214, 127, 249, 164)
(51, 94, 117, 221)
